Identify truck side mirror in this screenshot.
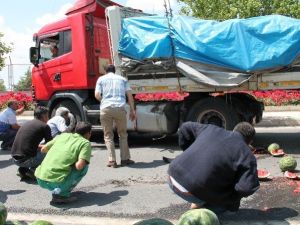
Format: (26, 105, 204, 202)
(29, 47, 39, 67)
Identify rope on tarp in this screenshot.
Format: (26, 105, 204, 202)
(163, 0, 183, 93)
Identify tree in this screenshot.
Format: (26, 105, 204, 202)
(179, 0, 300, 20)
(0, 79, 6, 91)
(0, 32, 12, 71)
(14, 67, 32, 91)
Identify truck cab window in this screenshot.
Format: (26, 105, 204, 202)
(38, 30, 71, 63)
(38, 33, 59, 63)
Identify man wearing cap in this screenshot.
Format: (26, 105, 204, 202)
(47, 107, 75, 138)
(0, 100, 24, 150)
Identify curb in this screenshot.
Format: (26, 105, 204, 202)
(7, 213, 300, 225)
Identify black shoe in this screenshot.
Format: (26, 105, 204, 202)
(120, 159, 135, 166)
(50, 194, 77, 204)
(17, 168, 36, 181)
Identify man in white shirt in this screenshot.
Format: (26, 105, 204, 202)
(47, 107, 75, 138)
(0, 100, 24, 150)
(95, 64, 136, 168)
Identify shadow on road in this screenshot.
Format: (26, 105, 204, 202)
(254, 131, 300, 155)
(220, 207, 299, 222)
(0, 190, 26, 203)
(127, 160, 166, 169)
(0, 158, 13, 169)
(51, 190, 129, 209)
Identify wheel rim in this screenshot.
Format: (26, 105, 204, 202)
(196, 109, 226, 128)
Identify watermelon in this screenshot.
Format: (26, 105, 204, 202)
(133, 218, 174, 225)
(284, 171, 299, 179)
(270, 149, 285, 157)
(0, 202, 7, 225)
(279, 156, 297, 172)
(257, 169, 271, 179)
(178, 209, 220, 225)
(29, 221, 53, 225)
(5, 221, 23, 225)
(267, 143, 280, 153)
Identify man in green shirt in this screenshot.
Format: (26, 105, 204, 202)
(35, 122, 92, 204)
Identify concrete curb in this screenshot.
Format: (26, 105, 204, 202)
(7, 213, 300, 225)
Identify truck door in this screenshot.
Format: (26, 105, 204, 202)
(33, 30, 72, 100)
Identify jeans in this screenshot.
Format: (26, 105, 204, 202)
(0, 129, 17, 149)
(37, 166, 88, 197)
(13, 151, 45, 170)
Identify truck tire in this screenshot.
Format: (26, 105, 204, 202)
(51, 100, 82, 130)
(186, 97, 239, 130)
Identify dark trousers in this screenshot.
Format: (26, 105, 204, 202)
(13, 151, 45, 172)
(0, 129, 17, 149)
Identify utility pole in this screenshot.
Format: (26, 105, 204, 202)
(8, 56, 14, 91)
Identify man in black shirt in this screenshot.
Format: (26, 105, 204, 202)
(168, 122, 259, 214)
(11, 106, 52, 180)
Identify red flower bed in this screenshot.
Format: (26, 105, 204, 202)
(249, 90, 300, 106)
(0, 92, 33, 111)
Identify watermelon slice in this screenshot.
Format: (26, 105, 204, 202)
(270, 149, 285, 157)
(257, 169, 271, 179)
(284, 171, 299, 179)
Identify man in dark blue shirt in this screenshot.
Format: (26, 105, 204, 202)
(168, 122, 259, 213)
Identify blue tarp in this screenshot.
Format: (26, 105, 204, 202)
(119, 15, 300, 72)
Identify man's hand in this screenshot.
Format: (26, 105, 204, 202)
(41, 145, 49, 153)
(75, 159, 87, 170)
(129, 109, 136, 121)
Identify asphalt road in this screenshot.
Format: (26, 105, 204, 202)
(0, 126, 300, 225)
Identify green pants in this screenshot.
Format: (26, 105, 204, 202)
(37, 166, 88, 197)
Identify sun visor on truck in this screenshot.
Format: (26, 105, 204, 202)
(119, 15, 300, 73)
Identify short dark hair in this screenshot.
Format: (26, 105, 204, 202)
(105, 64, 116, 73)
(34, 106, 49, 119)
(233, 122, 256, 145)
(75, 121, 92, 136)
(7, 100, 17, 108)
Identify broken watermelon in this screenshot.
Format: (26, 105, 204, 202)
(284, 171, 299, 179)
(270, 149, 285, 157)
(257, 169, 271, 179)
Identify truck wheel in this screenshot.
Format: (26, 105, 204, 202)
(186, 97, 239, 130)
(51, 100, 82, 130)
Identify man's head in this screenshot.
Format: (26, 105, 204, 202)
(105, 64, 116, 73)
(7, 100, 19, 111)
(55, 107, 69, 120)
(233, 122, 256, 145)
(51, 45, 58, 57)
(34, 106, 49, 123)
(75, 122, 92, 140)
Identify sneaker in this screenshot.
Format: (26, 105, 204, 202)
(120, 159, 135, 166)
(50, 194, 77, 204)
(106, 161, 117, 168)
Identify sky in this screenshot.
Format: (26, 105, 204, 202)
(0, 0, 180, 89)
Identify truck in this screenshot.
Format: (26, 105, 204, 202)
(29, 0, 300, 134)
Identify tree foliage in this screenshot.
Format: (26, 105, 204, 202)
(179, 0, 300, 20)
(0, 79, 6, 91)
(0, 32, 12, 71)
(14, 67, 32, 91)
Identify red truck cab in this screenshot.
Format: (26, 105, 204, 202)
(30, 0, 119, 123)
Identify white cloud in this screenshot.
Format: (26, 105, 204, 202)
(125, 0, 177, 15)
(35, 3, 73, 27)
(0, 3, 73, 88)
